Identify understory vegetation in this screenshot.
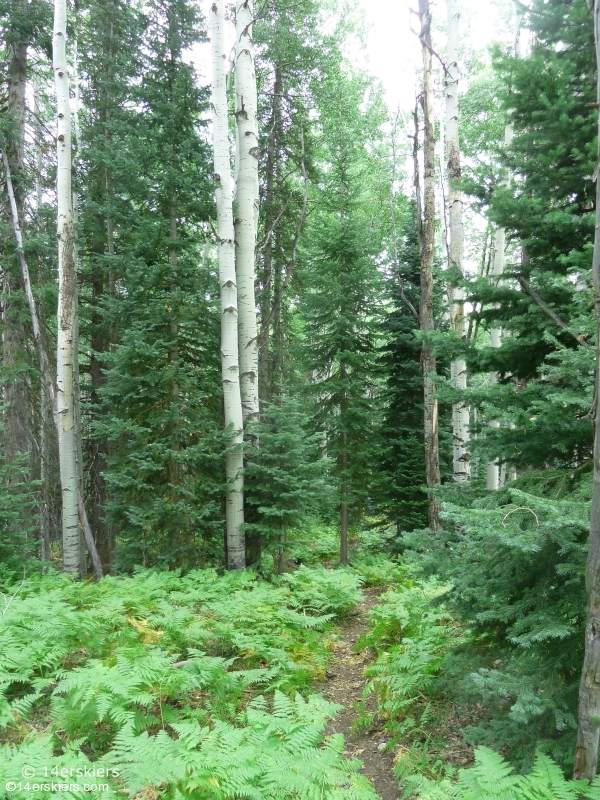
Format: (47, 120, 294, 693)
(4, 0, 600, 794)
(0, 564, 375, 798)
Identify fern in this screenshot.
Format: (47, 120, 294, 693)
(0, 567, 380, 798)
(109, 693, 379, 799)
(410, 748, 600, 800)
(355, 580, 457, 743)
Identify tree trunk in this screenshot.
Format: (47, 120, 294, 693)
(445, 0, 470, 484)
(486, 227, 505, 491)
(3, 9, 30, 480)
(2, 151, 103, 580)
(54, 0, 82, 575)
(210, 0, 245, 570)
(234, 0, 260, 434)
(573, 3, 600, 780)
(258, 67, 283, 414)
(416, 0, 442, 533)
(340, 365, 348, 565)
(340, 444, 348, 567)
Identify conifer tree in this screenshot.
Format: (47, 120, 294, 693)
(76, 0, 145, 569)
(253, 0, 324, 407)
(301, 70, 386, 564)
(377, 206, 428, 530)
(575, 0, 600, 780)
(87, 0, 222, 569)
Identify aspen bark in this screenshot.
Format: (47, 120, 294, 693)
(210, 0, 246, 570)
(445, 0, 470, 484)
(234, 0, 260, 433)
(2, 151, 103, 580)
(417, 0, 442, 533)
(574, 1, 600, 778)
(54, 0, 82, 575)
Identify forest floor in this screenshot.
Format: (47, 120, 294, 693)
(321, 588, 400, 800)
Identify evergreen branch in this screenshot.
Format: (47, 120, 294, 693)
(516, 275, 593, 350)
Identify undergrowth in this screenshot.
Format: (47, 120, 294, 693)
(408, 746, 600, 800)
(0, 566, 379, 799)
(353, 580, 460, 782)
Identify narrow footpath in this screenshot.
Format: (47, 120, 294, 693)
(322, 589, 400, 800)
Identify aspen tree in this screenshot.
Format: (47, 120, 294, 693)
(445, 0, 470, 484)
(2, 152, 103, 580)
(210, 0, 246, 570)
(416, 0, 442, 533)
(54, 0, 82, 574)
(574, 2, 600, 779)
(234, 0, 260, 432)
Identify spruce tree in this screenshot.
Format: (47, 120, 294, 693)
(91, 0, 222, 569)
(301, 69, 387, 564)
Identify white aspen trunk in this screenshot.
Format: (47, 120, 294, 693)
(234, 0, 260, 433)
(2, 150, 103, 580)
(210, 0, 246, 570)
(445, 0, 470, 484)
(54, 0, 81, 575)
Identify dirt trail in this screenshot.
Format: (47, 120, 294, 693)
(322, 588, 400, 800)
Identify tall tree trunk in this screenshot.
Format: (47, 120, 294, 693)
(445, 0, 470, 484)
(486, 226, 505, 490)
(340, 365, 348, 566)
(340, 441, 348, 567)
(234, 0, 260, 434)
(258, 67, 283, 414)
(416, 0, 442, 533)
(573, 0, 600, 781)
(54, 0, 82, 575)
(89, 17, 117, 570)
(3, 7, 30, 479)
(210, 0, 245, 570)
(2, 151, 103, 580)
